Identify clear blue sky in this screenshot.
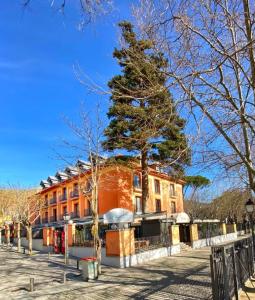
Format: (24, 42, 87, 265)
(0, 1, 233, 199)
(0, 1, 135, 187)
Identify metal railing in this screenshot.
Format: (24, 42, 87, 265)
(198, 223, 222, 239)
(84, 208, 92, 217)
(71, 212, 80, 219)
(49, 197, 57, 205)
(135, 234, 170, 253)
(70, 190, 79, 198)
(59, 194, 67, 202)
(41, 218, 48, 224)
(50, 216, 57, 223)
(210, 235, 254, 300)
(34, 218, 41, 225)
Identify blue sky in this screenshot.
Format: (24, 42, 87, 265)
(0, 1, 134, 187)
(0, 1, 235, 198)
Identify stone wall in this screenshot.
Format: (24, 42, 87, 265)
(191, 232, 238, 249)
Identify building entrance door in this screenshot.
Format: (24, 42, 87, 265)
(179, 224, 191, 243)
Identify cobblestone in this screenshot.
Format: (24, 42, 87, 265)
(0, 247, 212, 299)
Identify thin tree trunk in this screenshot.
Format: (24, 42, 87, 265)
(141, 149, 149, 213)
(26, 225, 32, 255)
(94, 215, 102, 275)
(17, 222, 21, 252)
(6, 225, 10, 245)
(92, 181, 101, 275)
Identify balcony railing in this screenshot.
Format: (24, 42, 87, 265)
(50, 216, 57, 223)
(70, 190, 79, 198)
(42, 218, 48, 224)
(84, 208, 92, 217)
(71, 211, 80, 219)
(59, 194, 67, 202)
(34, 218, 41, 225)
(49, 197, 57, 205)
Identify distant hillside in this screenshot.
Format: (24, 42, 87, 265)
(184, 189, 250, 222)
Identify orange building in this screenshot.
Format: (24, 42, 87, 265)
(36, 158, 188, 249)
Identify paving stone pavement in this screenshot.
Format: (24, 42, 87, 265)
(0, 247, 212, 300)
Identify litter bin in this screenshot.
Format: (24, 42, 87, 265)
(80, 257, 98, 281)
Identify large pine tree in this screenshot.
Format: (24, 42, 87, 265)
(103, 21, 190, 213)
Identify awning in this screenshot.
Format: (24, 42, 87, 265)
(134, 211, 167, 221)
(170, 212, 190, 224)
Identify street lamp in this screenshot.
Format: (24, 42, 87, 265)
(63, 212, 71, 265)
(245, 198, 255, 255)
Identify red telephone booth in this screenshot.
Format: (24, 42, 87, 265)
(53, 229, 64, 254)
(61, 231, 65, 254)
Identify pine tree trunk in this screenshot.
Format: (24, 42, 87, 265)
(26, 225, 32, 255)
(141, 149, 149, 213)
(17, 222, 21, 252)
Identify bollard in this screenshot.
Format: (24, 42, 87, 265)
(48, 252, 50, 260)
(63, 272, 67, 284)
(29, 278, 34, 292)
(77, 259, 79, 270)
(23, 247, 25, 254)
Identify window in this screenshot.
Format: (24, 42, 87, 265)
(154, 179, 161, 194)
(133, 174, 141, 189)
(171, 201, 176, 213)
(170, 184, 176, 197)
(135, 196, 142, 214)
(63, 206, 67, 215)
(86, 178, 92, 193)
(53, 191, 57, 201)
(155, 199, 161, 212)
(45, 212, 48, 221)
(62, 187, 67, 199)
(74, 203, 79, 218)
(44, 195, 48, 205)
(74, 183, 78, 192)
(53, 209, 57, 221)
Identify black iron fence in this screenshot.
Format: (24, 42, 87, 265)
(210, 235, 254, 300)
(135, 234, 170, 253)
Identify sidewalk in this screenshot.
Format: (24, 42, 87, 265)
(0, 246, 212, 299)
(240, 278, 255, 299)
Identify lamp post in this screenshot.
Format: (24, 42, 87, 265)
(245, 198, 255, 256)
(63, 212, 71, 265)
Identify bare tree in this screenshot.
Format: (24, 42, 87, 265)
(61, 102, 108, 273)
(134, 0, 255, 194)
(10, 188, 43, 255)
(22, 0, 113, 29)
(0, 188, 17, 245)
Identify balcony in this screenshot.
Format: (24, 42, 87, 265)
(71, 211, 80, 219)
(70, 190, 79, 199)
(50, 216, 57, 223)
(42, 218, 48, 224)
(84, 208, 92, 217)
(34, 218, 41, 225)
(49, 197, 57, 205)
(59, 194, 67, 202)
